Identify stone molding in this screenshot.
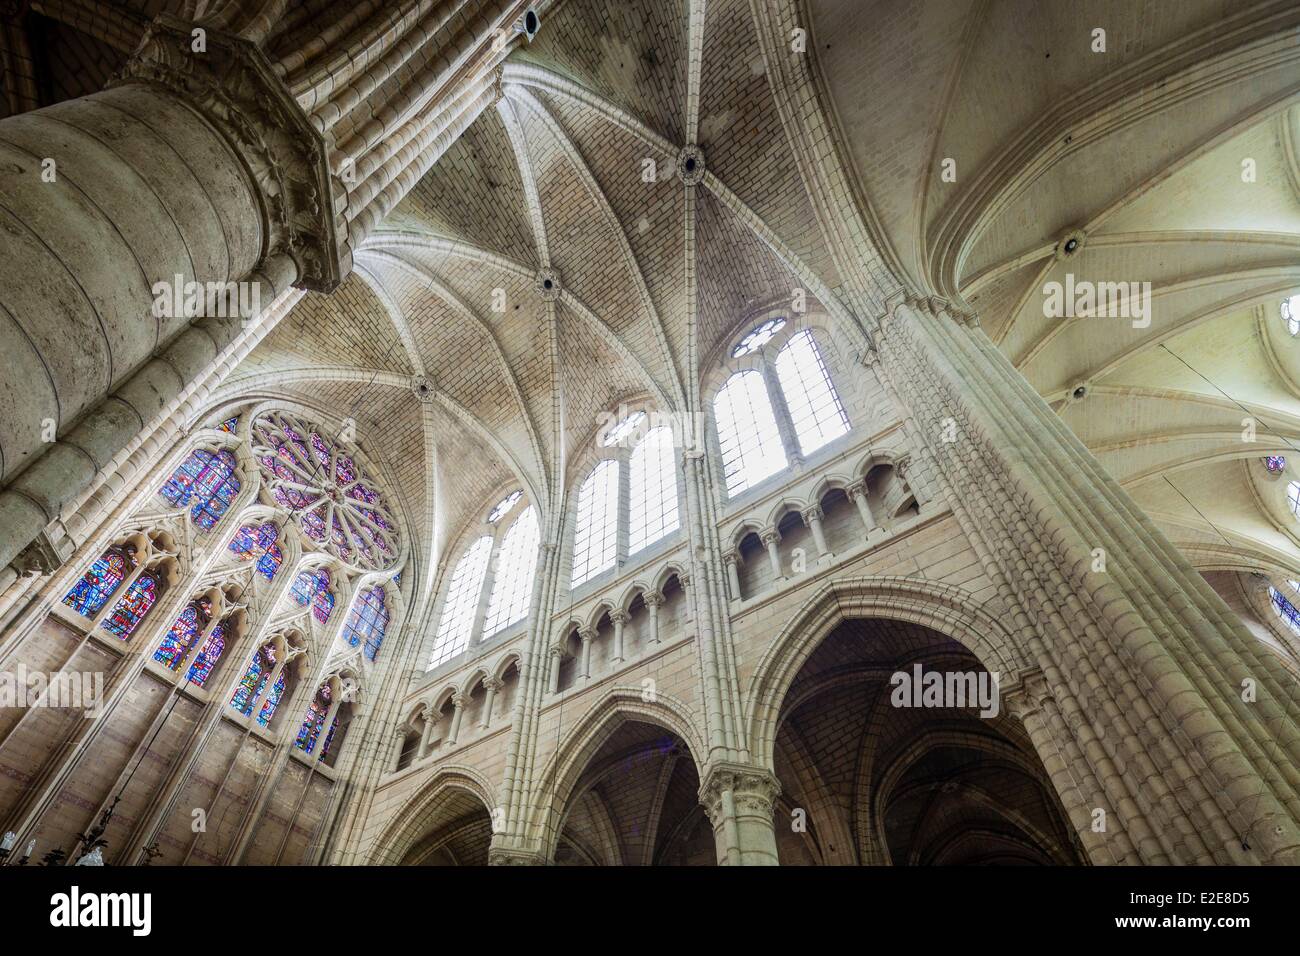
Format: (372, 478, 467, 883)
(114, 14, 347, 292)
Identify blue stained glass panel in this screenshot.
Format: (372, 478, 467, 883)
(63, 549, 129, 618)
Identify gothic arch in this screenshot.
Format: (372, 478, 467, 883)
(525, 686, 707, 861)
(369, 765, 498, 865)
(746, 575, 1025, 770)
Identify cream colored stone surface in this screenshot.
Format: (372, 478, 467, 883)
(0, 0, 1297, 866)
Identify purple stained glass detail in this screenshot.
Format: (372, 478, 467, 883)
(229, 523, 282, 581)
(289, 568, 334, 624)
(1265, 455, 1286, 475)
(310, 432, 332, 469)
(218, 416, 240, 433)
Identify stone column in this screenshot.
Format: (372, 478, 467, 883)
(578, 626, 595, 680)
(722, 550, 742, 602)
(609, 610, 627, 664)
(895, 454, 931, 508)
(0, 14, 345, 576)
(547, 646, 562, 695)
(878, 294, 1300, 863)
(418, 705, 437, 758)
(480, 678, 502, 729)
(644, 592, 663, 644)
(446, 693, 467, 748)
(760, 527, 784, 582)
(844, 480, 878, 541)
(800, 505, 832, 561)
(700, 763, 781, 866)
(389, 728, 407, 773)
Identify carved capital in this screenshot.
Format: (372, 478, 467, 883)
(481, 677, 504, 692)
(698, 762, 782, 827)
(844, 479, 867, 501)
(721, 548, 739, 566)
(799, 505, 824, 526)
(642, 591, 664, 609)
(759, 527, 781, 547)
(609, 609, 629, 626)
(115, 14, 346, 292)
(451, 693, 467, 709)
(488, 846, 547, 866)
(578, 626, 596, 643)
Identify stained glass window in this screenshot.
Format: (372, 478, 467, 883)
(62, 547, 131, 618)
(218, 416, 240, 434)
(231, 643, 275, 717)
(289, 568, 334, 624)
(295, 683, 333, 754)
(257, 672, 285, 726)
(1288, 481, 1300, 519)
(319, 716, 340, 760)
(186, 623, 225, 688)
(159, 448, 240, 532)
(229, 522, 283, 581)
(101, 574, 159, 639)
(629, 426, 679, 553)
(571, 461, 619, 587)
(484, 506, 540, 635)
(154, 599, 211, 670)
(1265, 456, 1286, 476)
(429, 536, 492, 669)
(251, 411, 401, 570)
(1270, 586, 1300, 636)
(714, 370, 787, 496)
(775, 330, 850, 456)
(343, 586, 389, 662)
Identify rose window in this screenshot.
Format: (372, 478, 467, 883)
(251, 411, 401, 570)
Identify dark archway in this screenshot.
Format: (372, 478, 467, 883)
(553, 720, 715, 866)
(772, 617, 1081, 865)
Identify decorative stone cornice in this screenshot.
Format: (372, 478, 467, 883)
(114, 14, 346, 292)
(698, 762, 782, 827)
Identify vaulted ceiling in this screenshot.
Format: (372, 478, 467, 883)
(231, 0, 1300, 596)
